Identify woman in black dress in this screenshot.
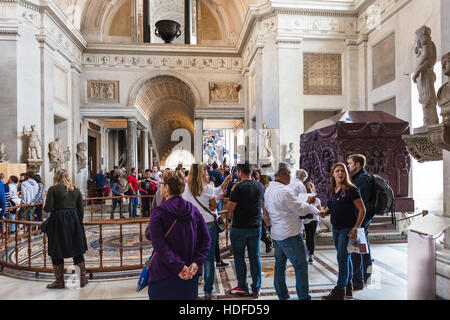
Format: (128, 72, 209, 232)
(43, 169, 88, 289)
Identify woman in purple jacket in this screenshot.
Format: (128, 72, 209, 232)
(147, 170, 211, 300)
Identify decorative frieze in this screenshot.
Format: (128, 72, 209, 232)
(83, 54, 242, 71)
(209, 82, 241, 103)
(278, 14, 357, 35)
(303, 52, 342, 95)
(87, 80, 119, 102)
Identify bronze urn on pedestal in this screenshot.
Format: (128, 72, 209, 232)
(155, 20, 181, 44)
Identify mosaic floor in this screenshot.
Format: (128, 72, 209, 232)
(0, 242, 408, 300)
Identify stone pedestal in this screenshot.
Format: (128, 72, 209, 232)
(0, 163, 27, 183)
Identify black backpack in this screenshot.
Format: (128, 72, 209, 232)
(364, 173, 396, 225)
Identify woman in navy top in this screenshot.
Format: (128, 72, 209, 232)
(319, 162, 366, 300)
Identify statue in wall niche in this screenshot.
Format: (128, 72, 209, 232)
(260, 123, 274, 168)
(76, 142, 87, 174)
(437, 52, 450, 118)
(412, 26, 439, 128)
(23, 125, 42, 160)
(49, 138, 71, 172)
(0, 143, 6, 162)
(286, 142, 296, 166)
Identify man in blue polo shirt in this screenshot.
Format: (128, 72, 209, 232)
(347, 154, 374, 291)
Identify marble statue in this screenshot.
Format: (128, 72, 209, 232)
(76, 142, 87, 173)
(23, 125, 42, 160)
(49, 138, 71, 172)
(413, 26, 439, 127)
(260, 123, 274, 168)
(261, 123, 272, 158)
(437, 51, 450, 118)
(0, 143, 6, 162)
(286, 142, 296, 166)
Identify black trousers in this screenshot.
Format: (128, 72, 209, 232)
(142, 197, 151, 217)
(304, 221, 318, 255)
(51, 255, 85, 266)
(261, 220, 272, 246)
(215, 229, 221, 262)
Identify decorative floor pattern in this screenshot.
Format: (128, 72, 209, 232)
(0, 243, 408, 300)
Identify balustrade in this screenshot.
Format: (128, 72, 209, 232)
(0, 194, 232, 278)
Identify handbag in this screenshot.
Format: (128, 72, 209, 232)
(193, 196, 226, 233)
(40, 216, 50, 233)
(136, 219, 177, 292)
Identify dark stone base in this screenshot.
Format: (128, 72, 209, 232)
(395, 197, 415, 212)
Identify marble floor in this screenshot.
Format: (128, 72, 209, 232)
(0, 242, 407, 300)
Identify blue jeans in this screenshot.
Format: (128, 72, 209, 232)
(128, 193, 138, 217)
(332, 227, 353, 289)
(230, 227, 262, 293)
(204, 223, 218, 295)
(273, 234, 311, 300)
(351, 219, 372, 284)
(9, 211, 16, 232)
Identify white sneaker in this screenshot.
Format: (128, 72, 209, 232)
(308, 254, 314, 263)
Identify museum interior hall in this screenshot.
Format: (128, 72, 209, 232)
(0, 0, 449, 301)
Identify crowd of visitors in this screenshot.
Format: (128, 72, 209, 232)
(0, 152, 376, 301)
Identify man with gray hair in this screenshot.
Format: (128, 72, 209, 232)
(289, 169, 308, 196)
(264, 162, 322, 300)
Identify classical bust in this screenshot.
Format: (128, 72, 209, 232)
(437, 52, 450, 107)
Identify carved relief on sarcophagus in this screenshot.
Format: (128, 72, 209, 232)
(87, 80, 119, 102)
(209, 82, 241, 103)
(303, 53, 342, 96)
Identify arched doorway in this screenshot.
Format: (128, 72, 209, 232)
(134, 75, 196, 168)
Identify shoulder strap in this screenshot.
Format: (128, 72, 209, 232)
(164, 219, 177, 237)
(193, 195, 217, 222)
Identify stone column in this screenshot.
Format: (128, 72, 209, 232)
(194, 119, 203, 162)
(358, 35, 369, 110)
(126, 118, 138, 171)
(140, 129, 149, 169)
(345, 38, 361, 110)
(436, 0, 450, 300)
(150, 146, 154, 168)
(276, 37, 303, 171)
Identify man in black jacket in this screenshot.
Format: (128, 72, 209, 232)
(347, 154, 374, 291)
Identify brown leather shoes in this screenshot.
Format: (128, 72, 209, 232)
(47, 264, 65, 289)
(76, 262, 89, 288)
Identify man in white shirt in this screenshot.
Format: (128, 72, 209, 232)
(264, 163, 321, 300)
(289, 169, 308, 196)
(20, 172, 39, 221)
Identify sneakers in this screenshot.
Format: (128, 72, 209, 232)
(204, 293, 213, 300)
(228, 286, 249, 296)
(352, 280, 364, 291)
(345, 283, 353, 300)
(308, 254, 314, 263)
(216, 261, 229, 267)
(322, 287, 345, 300)
(252, 291, 261, 299)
